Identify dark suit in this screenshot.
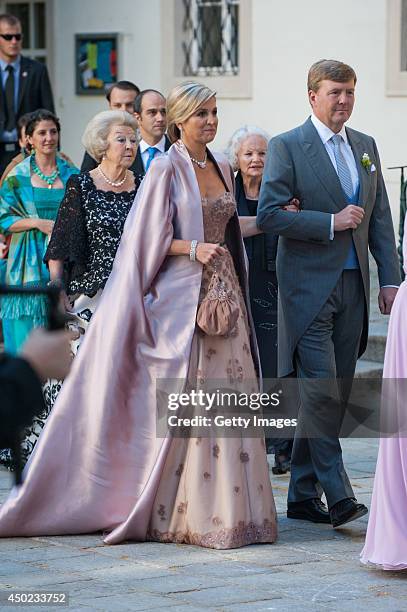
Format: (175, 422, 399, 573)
(0, 56, 54, 173)
(257, 116, 400, 507)
(80, 135, 172, 178)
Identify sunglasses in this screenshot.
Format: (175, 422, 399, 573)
(0, 33, 22, 41)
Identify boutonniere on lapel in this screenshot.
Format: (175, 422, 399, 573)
(361, 152, 376, 173)
(21, 71, 27, 78)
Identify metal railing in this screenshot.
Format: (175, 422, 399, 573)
(388, 165, 407, 280)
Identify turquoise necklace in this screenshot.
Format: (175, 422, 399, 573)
(31, 155, 59, 189)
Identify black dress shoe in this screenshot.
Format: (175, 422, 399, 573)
(330, 497, 368, 528)
(287, 498, 331, 523)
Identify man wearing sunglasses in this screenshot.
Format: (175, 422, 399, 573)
(0, 13, 54, 174)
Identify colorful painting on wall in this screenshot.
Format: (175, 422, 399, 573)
(75, 33, 118, 95)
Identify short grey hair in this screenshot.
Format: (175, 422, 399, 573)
(225, 125, 270, 171)
(82, 110, 139, 162)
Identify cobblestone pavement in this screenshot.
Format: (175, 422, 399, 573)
(0, 439, 406, 611)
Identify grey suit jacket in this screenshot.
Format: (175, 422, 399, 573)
(257, 116, 401, 376)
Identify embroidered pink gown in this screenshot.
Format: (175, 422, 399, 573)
(146, 192, 277, 547)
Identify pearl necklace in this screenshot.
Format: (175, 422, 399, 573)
(98, 165, 128, 187)
(31, 156, 59, 189)
(189, 152, 207, 169)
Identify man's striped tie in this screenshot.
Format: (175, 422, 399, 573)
(330, 134, 354, 201)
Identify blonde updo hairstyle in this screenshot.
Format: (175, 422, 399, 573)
(82, 110, 139, 162)
(166, 81, 216, 143)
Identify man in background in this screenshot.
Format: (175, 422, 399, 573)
(133, 89, 170, 177)
(0, 13, 54, 174)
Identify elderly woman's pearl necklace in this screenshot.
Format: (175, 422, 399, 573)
(97, 165, 128, 187)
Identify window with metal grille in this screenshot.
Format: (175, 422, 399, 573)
(3, 1, 47, 63)
(182, 0, 239, 77)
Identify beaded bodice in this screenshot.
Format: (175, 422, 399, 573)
(199, 192, 242, 313)
(201, 191, 236, 243)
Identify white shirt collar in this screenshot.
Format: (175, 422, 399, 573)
(311, 113, 348, 145)
(139, 135, 166, 154)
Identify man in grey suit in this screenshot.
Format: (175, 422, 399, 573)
(257, 59, 401, 528)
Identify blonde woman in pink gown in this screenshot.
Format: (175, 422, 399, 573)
(0, 82, 277, 549)
(361, 216, 407, 569)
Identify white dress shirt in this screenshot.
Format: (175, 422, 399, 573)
(311, 114, 397, 289)
(139, 135, 166, 170)
(311, 113, 359, 240)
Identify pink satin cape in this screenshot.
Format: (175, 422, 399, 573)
(0, 141, 258, 545)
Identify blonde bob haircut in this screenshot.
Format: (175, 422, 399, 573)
(166, 81, 216, 143)
(82, 110, 138, 162)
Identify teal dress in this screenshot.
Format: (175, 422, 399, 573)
(0, 155, 79, 354)
(2, 188, 65, 353)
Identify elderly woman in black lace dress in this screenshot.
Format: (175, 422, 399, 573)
(17, 110, 141, 462)
(46, 110, 140, 318)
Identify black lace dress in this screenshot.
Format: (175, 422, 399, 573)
(235, 171, 292, 466)
(45, 172, 139, 297)
(235, 171, 278, 380)
(8, 172, 140, 469)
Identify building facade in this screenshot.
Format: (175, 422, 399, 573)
(1, 0, 406, 222)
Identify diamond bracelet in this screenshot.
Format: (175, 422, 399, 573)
(189, 240, 198, 262)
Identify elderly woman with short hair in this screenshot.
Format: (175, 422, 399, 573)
(40, 110, 140, 425)
(45, 110, 139, 321)
(226, 125, 298, 474)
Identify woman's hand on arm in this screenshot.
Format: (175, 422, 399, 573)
(240, 199, 300, 238)
(239, 216, 262, 238)
(8, 218, 54, 235)
(168, 239, 227, 266)
(283, 198, 300, 213)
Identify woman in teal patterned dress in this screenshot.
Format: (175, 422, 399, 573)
(0, 109, 78, 354)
